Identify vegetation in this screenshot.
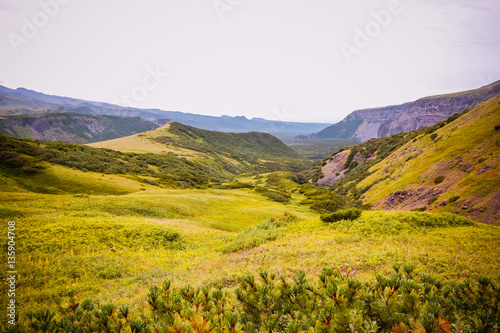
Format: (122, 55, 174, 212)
(5, 266, 499, 332)
(321, 208, 362, 222)
(316, 116, 364, 139)
(285, 138, 355, 161)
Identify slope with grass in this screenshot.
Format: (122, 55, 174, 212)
(341, 95, 500, 225)
(89, 122, 312, 174)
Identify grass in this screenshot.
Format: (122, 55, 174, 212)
(0, 185, 499, 323)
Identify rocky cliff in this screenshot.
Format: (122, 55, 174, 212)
(0, 113, 159, 143)
(316, 80, 500, 141)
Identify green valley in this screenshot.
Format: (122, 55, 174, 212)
(0, 101, 499, 332)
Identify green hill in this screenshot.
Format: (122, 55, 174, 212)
(317, 95, 500, 225)
(90, 122, 312, 174)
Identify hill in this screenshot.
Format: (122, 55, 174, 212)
(316, 95, 500, 225)
(89, 122, 311, 173)
(0, 112, 159, 143)
(314, 80, 500, 141)
(0, 85, 329, 140)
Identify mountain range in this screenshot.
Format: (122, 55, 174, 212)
(313, 80, 500, 141)
(0, 85, 328, 141)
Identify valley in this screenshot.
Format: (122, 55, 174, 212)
(0, 85, 499, 332)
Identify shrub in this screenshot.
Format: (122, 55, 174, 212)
(495, 124, 500, 130)
(430, 133, 438, 140)
(310, 199, 342, 213)
(449, 195, 460, 203)
(18, 266, 500, 333)
(427, 197, 438, 205)
(321, 208, 362, 223)
(434, 175, 445, 184)
(262, 191, 289, 203)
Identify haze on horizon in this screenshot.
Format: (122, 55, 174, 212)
(1, 0, 499, 123)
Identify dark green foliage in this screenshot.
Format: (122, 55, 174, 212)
(430, 133, 438, 140)
(495, 124, 500, 131)
(0, 208, 24, 219)
(262, 191, 290, 203)
(10, 266, 499, 332)
(156, 122, 312, 173)
(434, 175, 445, 184)
(428, 197, 438, 205)
(0, 134, 231, 188)
(321, 208, 362, 222)
(412, 207, 427, 212)
(449, 196, 461, 203)
(285, 138, 355, 161)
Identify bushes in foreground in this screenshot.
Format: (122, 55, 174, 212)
(7, 265, 499, 332)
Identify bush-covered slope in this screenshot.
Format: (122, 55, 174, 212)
(90, 122, 312, 174)
(318, 95, 500, 225)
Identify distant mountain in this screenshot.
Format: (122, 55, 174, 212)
(0, 112, 159, 144)
(316, 95, 500, 225)
(314, 80, 500, 141)
(0, 85, 328, 140)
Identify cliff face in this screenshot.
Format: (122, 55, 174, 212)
(0, 113, 159, 143)
(316, 80, 500, 141)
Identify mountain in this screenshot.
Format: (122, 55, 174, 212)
(0, 112, 160, 144)
(0, 85, 329, 140)
(314, 80, 500, 141)
(316, 95, 500, 225)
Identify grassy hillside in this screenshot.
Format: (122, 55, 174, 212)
(90, 122, 312, 174)
(317, 96, 500, 225)
(359, 95, 500, 225)
(0, 112, 159, 143)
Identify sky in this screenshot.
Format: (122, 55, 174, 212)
(0, 0, 499, 123)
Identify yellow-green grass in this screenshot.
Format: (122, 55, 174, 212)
(0, 163, 153, 195)
(1, 185, 499, 318)
(359, 96, 500, 223)
(88, 123, 200, 157)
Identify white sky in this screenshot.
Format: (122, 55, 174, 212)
(0, 0, 499, 123)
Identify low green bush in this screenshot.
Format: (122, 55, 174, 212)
(12, 266, 499, 333)
(434, 175, 445, 184)
(321, 208, 362, 222)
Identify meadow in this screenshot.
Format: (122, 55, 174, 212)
(1, 177, 499, 331)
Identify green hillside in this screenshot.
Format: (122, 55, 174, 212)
(90, 122, 312, 174)
(317, 96, 500, 225)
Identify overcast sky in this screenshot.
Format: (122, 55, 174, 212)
(1, 0, 499, 123)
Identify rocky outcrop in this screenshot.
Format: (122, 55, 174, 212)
(316, 80, 500, 141)
(0, 113, 159, 143)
